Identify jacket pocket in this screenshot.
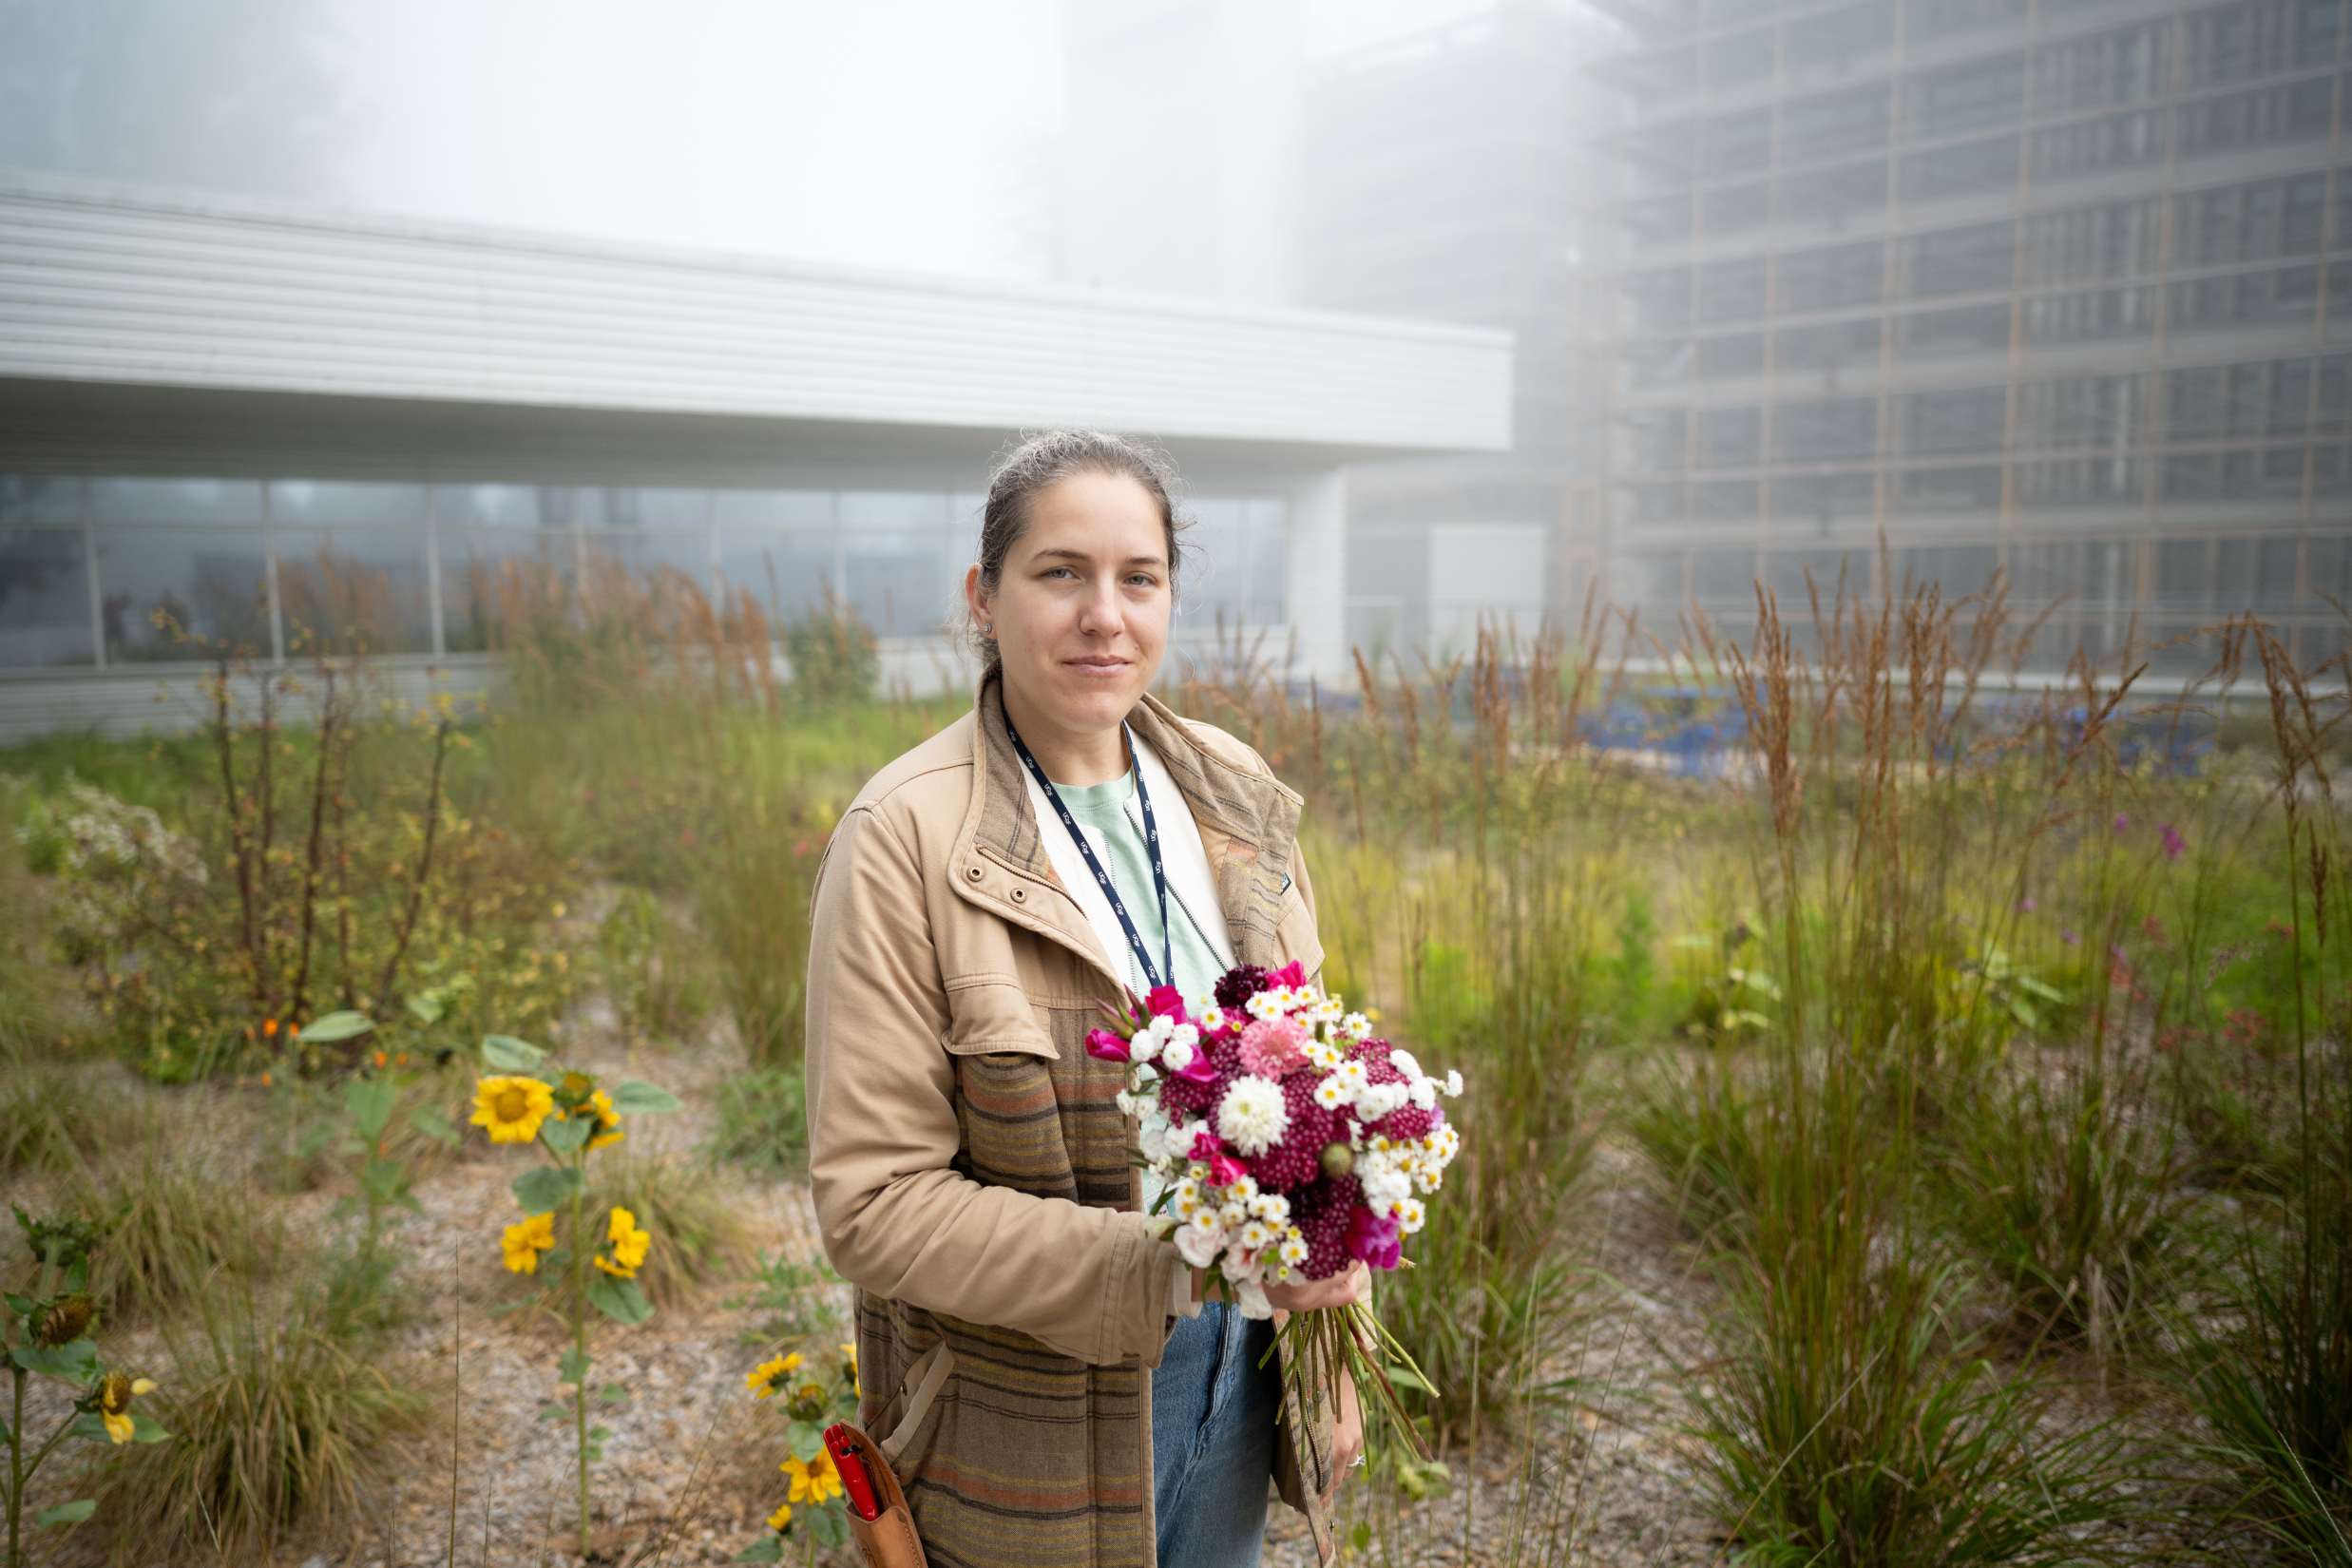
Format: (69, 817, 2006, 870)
(876, 1340, 956, 1476)
(939, 976, 1060, 1060)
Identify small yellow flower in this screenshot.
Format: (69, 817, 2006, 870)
(501, 1212, 556, 1274)
(470, 1076, 555, 1144)
(766, 1501, 793, 1533)
(595, 1206, 651, 1278)
(584, 1088, 623, 1152)
(746, 1350, 804, 1399)
(97, 1372, 157, 1444)
(781, 1448, 844, 1505)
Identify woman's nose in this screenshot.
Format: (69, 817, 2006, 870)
(1076, 581, 1124, 637)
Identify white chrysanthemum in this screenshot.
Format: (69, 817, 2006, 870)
(1198, 1005, 1228, 1035)
(1215, 1076, 1290, 1157)
(1396, 1197, 1426, 1233)
(1308, 1042, 1346, 1071)
(1354, 1082, 1407, 1123)
(1160, 1035, 1195, 1074)
(1331, 1061, 1369, 1095)
(1389, 1048, 1423, 1081)
(1245, 991, 1285, 1022)
(1342, 1012, 1372, 1040)
(1238, 1220, 1273, 1252)
(1166, 1022, 1200, 1058)
(1221, 1173, 1260, 1206)
(1248, 1192, 1291, 1226)
(1218, 1200, 1249, 1230)
(1443, 1068, 1463, 1098)
(1186, 988, 1217, 1020)
(1425, 1125, 1462, 1164)
(1312, 1077, 1349, 1111)
(1115, 1090, 1138, 1118)
(1175, 1209, 1225, 1268)
(1278, 1233, 1310, 1267)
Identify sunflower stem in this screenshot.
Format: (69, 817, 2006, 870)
(570, 1166, 590, 1558)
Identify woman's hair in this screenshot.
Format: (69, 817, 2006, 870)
(965, 429, 1189, 670)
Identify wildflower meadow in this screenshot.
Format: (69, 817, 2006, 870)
(0, 554, 2345, 1567)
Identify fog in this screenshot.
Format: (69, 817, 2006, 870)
(1, 0, 1501, 286)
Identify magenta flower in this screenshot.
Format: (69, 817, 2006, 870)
(1189, 1128, 1225, 1163)
(1145, 985, 1188, 1021)
(2113, 813, 2132, 832)
(1207, 1153, 1249, 1188)
(1170, 1051, 1220, 1086)
(1084, 1028, 1131, 1064)
(1239, 1017, 1311, 1079)
(1347, 1207, 1403, 1270)
(2060, 927, 2079, 946)
(2160, 823, 2186, 860)
(1267, 961, 1308, 990)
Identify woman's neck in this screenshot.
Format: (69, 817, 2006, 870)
(1000, 679, 1132, 785)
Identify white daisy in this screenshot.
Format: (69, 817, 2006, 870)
(1215, 1076, 1290, 1157)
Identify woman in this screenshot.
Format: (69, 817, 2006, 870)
(804, 430, 1366, 1568)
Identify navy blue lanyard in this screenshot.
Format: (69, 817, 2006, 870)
(1004, 717, 1173, 995)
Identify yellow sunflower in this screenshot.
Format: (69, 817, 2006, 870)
(594, 1205, 652, 1278)
(584, 1088, 623, 1152)
(501, 1212, 557, 1274)
(97, 1371, 157, 1444)
(766, 1501, 793, 1533)
(746, 1350, 804, 1399)
(781, 1448, 844, 1506)
(470, 1076, 555, 1145)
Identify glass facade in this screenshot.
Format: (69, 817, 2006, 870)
(0, 478, 1291, 671)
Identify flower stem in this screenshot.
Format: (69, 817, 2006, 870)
(570, 1174, 590, 1558)
(9, 1366, 25, 1568)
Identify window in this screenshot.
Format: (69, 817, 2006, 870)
(1904, 221, 2014, 299)
(1899, 301, 2011, 360)
(1777, 398, 1879, 462)
(715, 490, 833, 622)
(839, 492, 955, 639)
(1784, 86, 1888, 163)
(1774, 470, 1877, 520)
(1700, 407, 1763, 468)
(1910, 55, 2024, 138)
(1180, 497, 1288, 629)
(1697, 258, 1768, 324)
(435, 485, 577, 653)
(96, 526, 272, 661)
(1903, 386, 2004, 456)
(1699, 333, 1767, 378)
(1780, 242, 1885, 314)
(1777, 317, 1882, 372)
(269, 481, 432, 656)
(0, 526, 96, 668)
(1903, 133, 2019, 201)
(1901, 465, 2003, 509)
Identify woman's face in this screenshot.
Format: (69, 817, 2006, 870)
(966, 470, 1172, 736)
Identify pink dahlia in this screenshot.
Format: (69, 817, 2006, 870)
(1238, 1016, 1311, 1079)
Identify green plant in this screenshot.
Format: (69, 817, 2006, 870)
(596, 885, 715, 1049)
(470, 1032, 678, 1557)
(726, 1250, 846, 1348)
(79, 1289, 428, 1563)
(737, 1339, 864, 1560)
(706, 1066, 811, 1177)
(3, 1206, 168, 1567)
(67, 1157, 283, 1325)
(585, 1151, 759, 1311)
(781, 585, 880, 708)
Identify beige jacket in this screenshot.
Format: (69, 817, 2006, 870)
(804, 671, 1338, 1568)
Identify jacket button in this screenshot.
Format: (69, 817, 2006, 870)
(1008, 886, 1026, 903)
(965, 864, 984, 882)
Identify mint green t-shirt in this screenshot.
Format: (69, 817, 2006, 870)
(1046, 772, 1228, 1004)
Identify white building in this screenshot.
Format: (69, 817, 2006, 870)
(0, 175, 1511, 741)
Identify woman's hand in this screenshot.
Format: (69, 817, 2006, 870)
(1262, 1258, 1370, 1315)
(1325, 1366, 1364, 1500)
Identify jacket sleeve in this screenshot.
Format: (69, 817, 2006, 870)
(803, 802, 1187, 1368)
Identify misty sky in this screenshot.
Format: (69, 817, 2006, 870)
(4, 0, 1500, 285)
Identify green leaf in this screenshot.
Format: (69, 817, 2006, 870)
(297, 1009, 375, 1043)
(131, 1411, 167, 1444)
(361, 1157, 407, 1202)
(735, 1536, 786, 1562)
(588, 1425, 612, 1443)
(1351, 1521, 1373, 1553)
(539, 1115, 590, 1156)
(586, 1274, 654, 1326)
(608, 1079, 680, 1115)
(810, 1508, 849, 1549)
(406, 990, 447, 1026)
(558, 1346, 593, 1385)
(408, 1105, 460, 1148)
(1383, 1362, 1434, 1394)
(10, 1338, 99, 1382)
(481, 1034, 546, 1071)
(343, 1078, 396, 1139)
(67, 1412, 108, 1444)
(785, 1420, 825, 1459)
(511, 1166, 581, 1213)
(538, 1401, 569, 1422)
(598, 1383, 630, 1406)
(34, 1500, 96, 1528)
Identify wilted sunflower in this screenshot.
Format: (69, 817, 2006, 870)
(584, 1087, 623, 1151)
(594, 1206, 651, 1279)
(97, 1370, 157, 1444)
(766, 1501, 793, 1534)
(470, 1075, 555, 1144)
(501, 1212, 557, 1274)
(746, 1350, 804, 1399)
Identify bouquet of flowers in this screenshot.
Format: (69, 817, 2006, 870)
(1086, 960, 1463, 1457)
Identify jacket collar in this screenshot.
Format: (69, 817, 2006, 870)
(952, 666, 1303, 978)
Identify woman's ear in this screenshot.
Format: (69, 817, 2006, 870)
(963, 562, 989, 633)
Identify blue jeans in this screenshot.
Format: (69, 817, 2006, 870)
(1152, 1301, 1280, 1568)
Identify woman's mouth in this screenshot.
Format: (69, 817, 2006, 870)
(1065, 657, 1130, 678)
